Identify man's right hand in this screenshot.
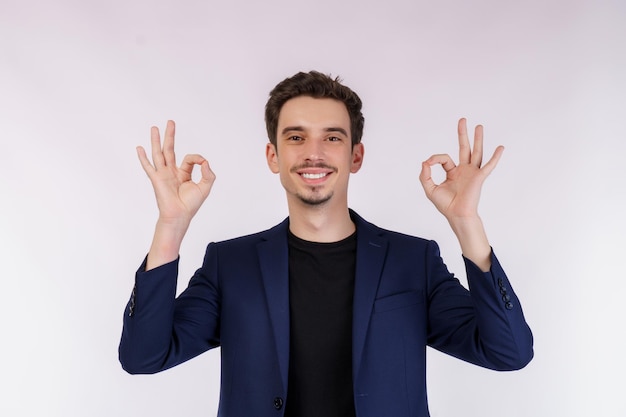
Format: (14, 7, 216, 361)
(137, 120, 216, 270)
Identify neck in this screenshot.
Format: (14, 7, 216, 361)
(287, 199, 355, 243)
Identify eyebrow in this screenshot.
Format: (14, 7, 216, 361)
(281, 126, 349, 136)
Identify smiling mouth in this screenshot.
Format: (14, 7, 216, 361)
(300, 172, 328, 180)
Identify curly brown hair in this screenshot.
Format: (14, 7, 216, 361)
(265, 71, 364, 147)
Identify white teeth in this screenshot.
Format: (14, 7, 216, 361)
(301, 173, 327, 179)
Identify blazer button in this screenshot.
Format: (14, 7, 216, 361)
(273, 397, 284, 410)
(505, 302, 514, 310)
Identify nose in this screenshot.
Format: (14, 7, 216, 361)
(303, 138, 325, 162)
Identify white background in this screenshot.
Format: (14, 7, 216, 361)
(1, 0, 625, 416)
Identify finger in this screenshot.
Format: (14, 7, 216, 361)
(471, 124, 484, 167)
(179, 154, 208, 181)
(425, 154, 456, 172)
(163, 120, 176, 168)
(150, 126, 165, 168)
(480, 145, 505, 177)
(136, 146, 155, 174)
(419, 161, 437, 197)
(458, 118, 471, 165)
(198, 160, 217, 197)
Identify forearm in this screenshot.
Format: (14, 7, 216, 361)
(120, 246, 221, 374)
(146, 217, 191, 270)
(119, 258, 179, 374)
(427, 242, 533, 371)
(462, 253, 534, 369)
(447, 215, 492, 272)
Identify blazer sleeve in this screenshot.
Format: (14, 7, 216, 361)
(118, 243, 221, 374)
(425, 240, 534, 370)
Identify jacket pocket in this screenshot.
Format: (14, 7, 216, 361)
(374, 290, 424, 313)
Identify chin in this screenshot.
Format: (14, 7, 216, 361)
(296, 192, 333, 206)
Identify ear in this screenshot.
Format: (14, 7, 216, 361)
(266, 142, 280, 173)
(350, 143, 364, 173)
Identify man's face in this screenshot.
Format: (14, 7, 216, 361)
(266, 96, 364, 208)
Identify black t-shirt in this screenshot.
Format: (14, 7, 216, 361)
(285, 230, 357, 417)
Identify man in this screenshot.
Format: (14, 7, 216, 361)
(119, 71, 533, 417)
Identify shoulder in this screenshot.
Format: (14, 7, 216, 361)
(351, 209, 431, 246)
(210, 217, 289, 249)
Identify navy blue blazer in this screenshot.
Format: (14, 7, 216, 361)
(119, 210, 533, 417)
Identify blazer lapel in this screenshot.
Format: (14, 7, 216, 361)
(351, 211, 388, 381)
(255, 213, 387, 389)
(257, 219, 290, 392)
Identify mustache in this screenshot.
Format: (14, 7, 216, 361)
(290, 163, 338, 173)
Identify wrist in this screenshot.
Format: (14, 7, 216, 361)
(447, 216, 492, 272)
(146, 218, 190, 270)
(447, 214, 483, 236)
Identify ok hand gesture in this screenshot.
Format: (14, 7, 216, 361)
(137, 120, 216, 232)
(419, 118, 503, 222)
